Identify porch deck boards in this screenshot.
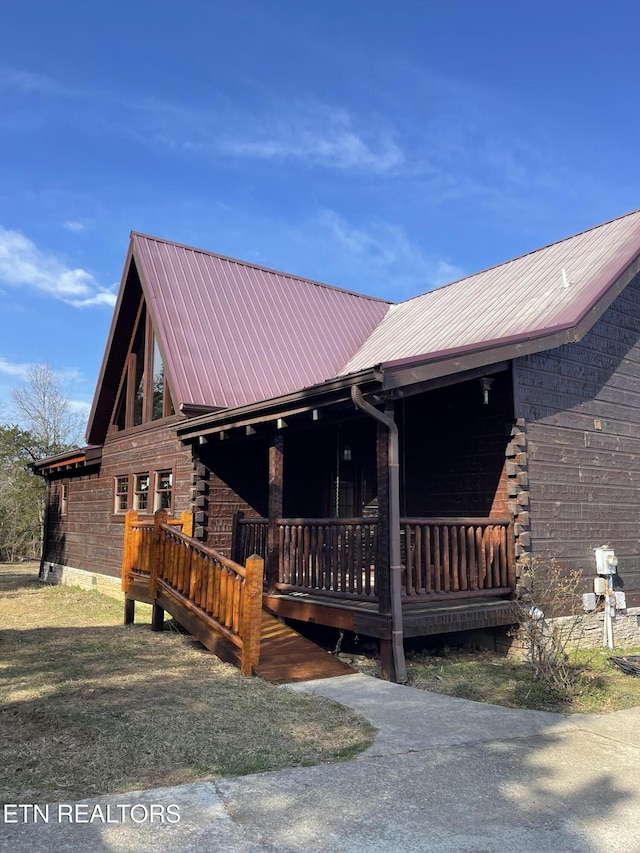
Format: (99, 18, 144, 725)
(255, 611, 356, 684)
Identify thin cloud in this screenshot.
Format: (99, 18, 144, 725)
(214, 110, 404, 174)
(317, 210, 464, 299)
(0, 356, 32, 379)
(0, 227, 116, 308)
(63, 220, 86, 233)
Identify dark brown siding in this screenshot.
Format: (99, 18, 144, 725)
(518, 272, 640, 594)
(400, 372, 512, 518)
(44, 420, 193, 579)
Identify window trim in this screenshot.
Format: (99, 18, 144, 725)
(112, 465, 176, 519)
(114, 475, 130, 514)
(154, 469, 173, 512)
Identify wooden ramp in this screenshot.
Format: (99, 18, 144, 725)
(122, 511, 354, 684)
(150, 586, 355, 684)
(255, 611, 355, 684)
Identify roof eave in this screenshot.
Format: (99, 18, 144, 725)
(177, 367, 383, 441)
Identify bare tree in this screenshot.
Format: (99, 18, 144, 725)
(11, 364, 84, 458)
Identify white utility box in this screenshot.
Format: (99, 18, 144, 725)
(594, 546, 618, 575)
(582, 592, 597, 612)
(615, 591, 627, 610)
(594, 576, 606, 595)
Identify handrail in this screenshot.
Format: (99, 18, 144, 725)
(122, 509, 263, 675)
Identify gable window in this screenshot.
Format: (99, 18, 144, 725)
(154, 470, 173, 511)
(114, 476, 130, 513)
(109, 297, 174, 433)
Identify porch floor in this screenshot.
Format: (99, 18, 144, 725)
(264, 591, 517, 639)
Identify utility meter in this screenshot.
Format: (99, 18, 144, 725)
(594, 546, 618, 576)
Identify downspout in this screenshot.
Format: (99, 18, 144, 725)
(351, 385, 407, 683)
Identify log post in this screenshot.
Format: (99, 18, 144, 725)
(241, 554, 264, 676)
(149, 509, 168, 598)
(180, 510, 194, 538)
(121, 510, 138, 593)
(124, 598, 135, 625)
(376, 418, 395, 682)
(122, 510, 138, 624)
(266, 433, 284, 592)
(231, 510, 244, 564)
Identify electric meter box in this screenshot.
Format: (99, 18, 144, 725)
(582, 593, 597, 612)
(594, 546, 618, 576)
(593, 576, 606, 595)
(615, 591, 627, 610)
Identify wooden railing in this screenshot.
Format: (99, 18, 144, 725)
(278, 518, 378, 599)
(122, 510, 264, 675)
(401, 517, 515, 598)
(232, 512, 268, 569)
(235, 513, 514, 602)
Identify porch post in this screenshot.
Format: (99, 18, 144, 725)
(266, 432, 284, 592)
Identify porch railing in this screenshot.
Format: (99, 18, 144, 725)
(234, 513, 514, 602)
(402, 517, 514, 598)
(279, 518, 378, 599)
(122, 510, 264, 675)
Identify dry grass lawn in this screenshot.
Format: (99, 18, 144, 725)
(0, 564, 374, 804)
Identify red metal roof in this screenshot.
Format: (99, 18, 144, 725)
(132, 233, 390, 409)
(87, 209, 640, 443)
(342, 209, 640, 374)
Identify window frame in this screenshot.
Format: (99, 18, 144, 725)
(154, 469, 173, 512)
(112, 466, 176, 519)
(114, 475, 130, 514)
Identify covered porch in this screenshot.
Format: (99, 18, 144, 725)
(180, 363, 520, 681)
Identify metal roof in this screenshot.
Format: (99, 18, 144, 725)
(341, 209, 640, 374)
(87, 210, 640, 444)
(132, 233, 390, 409)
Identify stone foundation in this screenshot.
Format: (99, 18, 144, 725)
(501, 607, 640, 657)
(39, 561, 124, 601)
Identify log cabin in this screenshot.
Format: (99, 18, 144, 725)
(33, 209, 640, 680)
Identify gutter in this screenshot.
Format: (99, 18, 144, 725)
(351, 385, 407, 683)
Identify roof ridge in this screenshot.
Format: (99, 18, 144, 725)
(130, 231, 392, 305)
(394, 207, 640, 308)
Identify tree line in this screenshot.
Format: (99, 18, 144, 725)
(0, 364, 84, 563)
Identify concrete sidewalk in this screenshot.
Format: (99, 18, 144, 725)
(3, 674, 640, 852)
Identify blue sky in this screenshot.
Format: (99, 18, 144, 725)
(1, 0, 640, 431)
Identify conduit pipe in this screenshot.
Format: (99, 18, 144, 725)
(351, 385, 407, 683)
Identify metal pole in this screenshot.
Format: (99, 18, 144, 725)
(351, 385, 407, 683)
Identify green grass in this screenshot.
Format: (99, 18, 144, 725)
(0, 564, 375, 803)
(403, 644, 640, 714)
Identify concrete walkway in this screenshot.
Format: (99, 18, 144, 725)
(3, 674, 640, 852)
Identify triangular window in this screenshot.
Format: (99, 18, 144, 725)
(109, 297, 174, 432)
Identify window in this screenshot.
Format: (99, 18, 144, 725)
(133, 473, 150, 511)
(154, 470, 173, 511)
(114, 476, 130, 513)
(109, 298, 175, 432)
(114, 469, 173, 515)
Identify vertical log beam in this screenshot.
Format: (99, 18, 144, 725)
(121, 510, 138, 593)
(241, 554, 264, 676)
(231, 510, 244, 564)
(180, 510, 194, 538)
(266, 433, 284, 591)
(149, 509, 168, 598)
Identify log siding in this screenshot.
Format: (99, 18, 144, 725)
(517, 271, 640, 596)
